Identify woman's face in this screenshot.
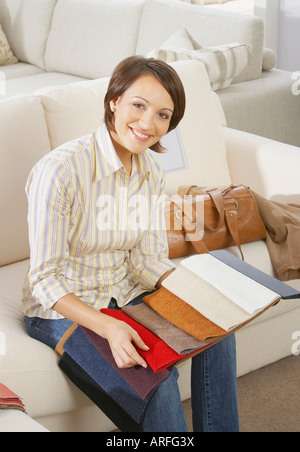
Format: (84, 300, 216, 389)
(109, 74, 174, 158)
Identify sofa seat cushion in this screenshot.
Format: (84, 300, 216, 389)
(0, 410, 49, 432)
(0, 260, 92, 420)
(2, 72, 88, 98)
(218, 69, 300, 148)
(0, 62, 45, 80)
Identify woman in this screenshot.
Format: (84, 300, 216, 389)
(23, 56, 239, 432)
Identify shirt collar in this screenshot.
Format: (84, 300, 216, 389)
(94, 122, 151, 182)
(93, 122, 123, 181)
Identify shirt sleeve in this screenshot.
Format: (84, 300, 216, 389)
(26, 157, 74, 312)
(129, 174, 176, 289)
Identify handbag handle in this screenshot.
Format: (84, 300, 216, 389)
(178, 186, 225, 233)
(205, 189, 225, 233)
(172, 190, 245, 260)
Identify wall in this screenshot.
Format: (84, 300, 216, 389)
(277, 0, 300, 71)
(254, 0, 300, 71)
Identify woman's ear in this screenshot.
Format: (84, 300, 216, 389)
(110, 100, 116, 113)
(110, 97, 119, 113)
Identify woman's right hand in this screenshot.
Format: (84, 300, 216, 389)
(53, 293, 149, 369)
(101, 315, 149, 369)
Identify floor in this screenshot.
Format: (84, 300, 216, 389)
(183, 354, 300, 432)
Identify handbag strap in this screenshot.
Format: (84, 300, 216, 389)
(170, 197, 209, 254)
(205, 189, 225, 232)
(224, 202, 245, 260)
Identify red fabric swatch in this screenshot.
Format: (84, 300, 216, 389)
(101, 308, 199, 373)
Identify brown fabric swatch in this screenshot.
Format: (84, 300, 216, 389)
(143, 287, 227, 343)
(122, 302, 209, 354)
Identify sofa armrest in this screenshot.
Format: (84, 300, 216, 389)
(224, 128, 300, 203)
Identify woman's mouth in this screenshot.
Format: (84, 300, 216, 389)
(130, 127, 152, 142)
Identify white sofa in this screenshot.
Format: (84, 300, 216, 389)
(0, 0, 299, 147)
(0, 56, 299, 432)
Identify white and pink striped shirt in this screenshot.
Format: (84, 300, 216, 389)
(22, 122, 174, 319)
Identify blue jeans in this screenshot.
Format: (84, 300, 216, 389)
(24, 293, 239, 432)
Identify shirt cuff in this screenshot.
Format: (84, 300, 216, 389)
(138, 258, 177, 290)
(31, 275, 73, 312)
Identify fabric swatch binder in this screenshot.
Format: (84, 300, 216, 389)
(55, 250, 299, 428)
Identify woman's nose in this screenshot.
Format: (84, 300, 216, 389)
(139, 110, 154, 131)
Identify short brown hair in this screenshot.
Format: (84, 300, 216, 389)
(104, 56, 186, 153)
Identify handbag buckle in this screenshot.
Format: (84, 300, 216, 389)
(224, 201, 239, 211)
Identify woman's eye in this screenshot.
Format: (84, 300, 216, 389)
(133, 103, 144, 110)
(159, 113, 170, 120)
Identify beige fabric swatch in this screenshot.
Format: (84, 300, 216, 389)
(162, 265, 251, 331)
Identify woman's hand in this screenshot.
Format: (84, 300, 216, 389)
(53, 292, 149, 369)
(101, 316, 149, 369)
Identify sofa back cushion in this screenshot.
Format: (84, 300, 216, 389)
(164, 60, 231, 195)
(0, 95, 51, 266)
(45, 0, 145, 78)
(0, 0, 58, 69)
(34, 78, 109, 149)
(137, 0, 264, 83)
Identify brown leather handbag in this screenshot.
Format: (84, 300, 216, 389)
(165, 185, 266, 260)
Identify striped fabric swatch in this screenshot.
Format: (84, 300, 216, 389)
(148, 42, 250, 91)
(122, 302, 208, 355)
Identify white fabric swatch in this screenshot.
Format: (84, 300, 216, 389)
(181, 254, 280, 315)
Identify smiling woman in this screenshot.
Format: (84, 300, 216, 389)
(104, 56, 186, 155)
(109, 74, 175, 173)
(23, 55, 239, 432)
